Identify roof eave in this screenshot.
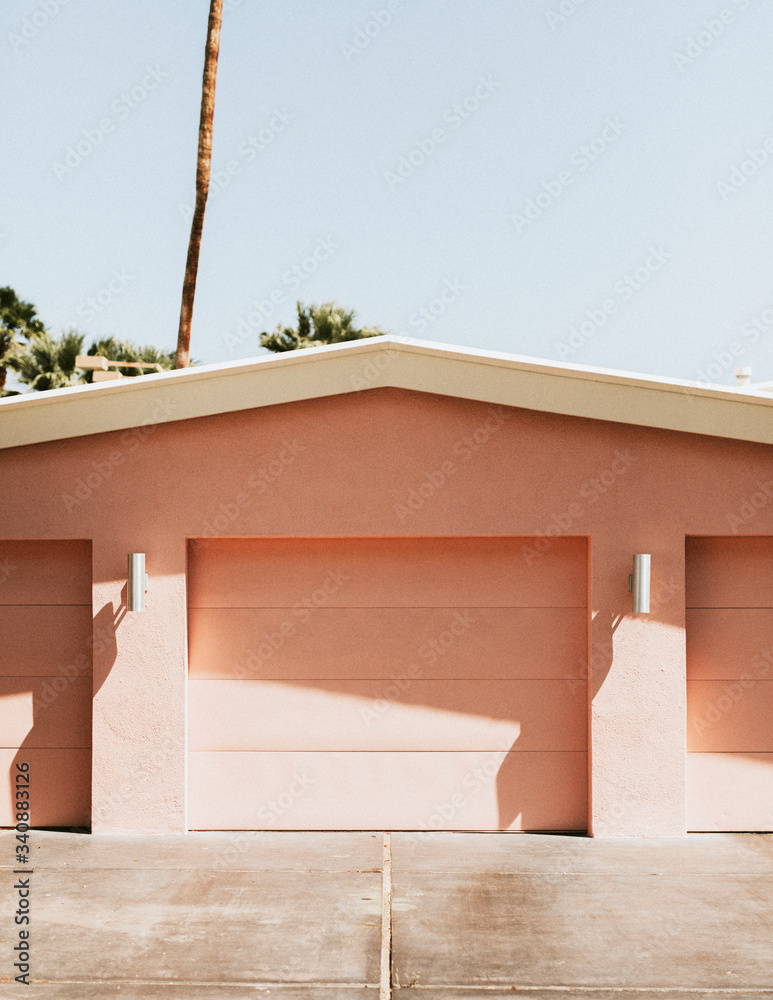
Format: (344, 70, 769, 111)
(2, 335, 773, 450)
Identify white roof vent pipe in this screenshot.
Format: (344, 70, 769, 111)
(735, 366, 752, 387)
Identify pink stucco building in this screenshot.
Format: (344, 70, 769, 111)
(2, 337, 773, 836)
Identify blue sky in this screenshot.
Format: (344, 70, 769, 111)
(4, 0, 773, 386)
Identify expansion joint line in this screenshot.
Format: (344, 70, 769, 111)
(380, 832, 393, 999)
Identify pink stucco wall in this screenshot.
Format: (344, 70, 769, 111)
(2, 386, 773, 835)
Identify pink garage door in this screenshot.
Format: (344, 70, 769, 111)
(0, 540, 92, 828)
(686, 536, 773, 831)
(187, 536, 588, 831)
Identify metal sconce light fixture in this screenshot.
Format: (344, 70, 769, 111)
(128, 553, 148, 612)
(629, 554, 651, 614)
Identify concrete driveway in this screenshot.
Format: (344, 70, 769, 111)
(2, 830, 773, 998)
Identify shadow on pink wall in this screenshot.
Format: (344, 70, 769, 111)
(5, 601, 119, 830)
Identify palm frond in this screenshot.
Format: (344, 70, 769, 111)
(260, 301, 385, 353)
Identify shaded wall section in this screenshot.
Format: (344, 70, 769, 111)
(686, 536, 773, 830)
(0, 540, 91, 827)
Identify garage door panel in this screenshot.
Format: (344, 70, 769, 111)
(188, 535, 588, 831)
(686, 537, 773, 608)
(686, 609, 773, 680)
(0, 541, 92, 829)
(188, 607, 588, 680)
(187, 536, 587, 609)
(687, 753, 773, 831)
(188, 751, 587, 831)
(0, 677, 92, 748)
(188, 679, 587, 752)
(687, 681, 773, 751)
(0, 540, 91, 606)
(686, 536, 773, 831)
(0, 748, 90, 827)
(0, 607, 93, 677)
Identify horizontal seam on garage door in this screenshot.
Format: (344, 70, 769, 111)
(188, 605, 589, 610)
(0, 603, 92, 608)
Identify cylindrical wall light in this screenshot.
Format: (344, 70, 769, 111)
(629, 554, 651, 614)
(128, 553, 146, 612)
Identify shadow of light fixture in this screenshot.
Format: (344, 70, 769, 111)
(128, 553, 148, 612)
(629, 554, 650, 614)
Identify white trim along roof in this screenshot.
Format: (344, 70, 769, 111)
(2, 335, 773, 451)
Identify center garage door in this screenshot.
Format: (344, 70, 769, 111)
(187, 536, 588, 831)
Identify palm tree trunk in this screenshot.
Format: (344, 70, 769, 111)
(0, 366, 6, 393)
(175, 0, 223, 369)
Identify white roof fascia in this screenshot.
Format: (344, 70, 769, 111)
(1, 336, 773, 450)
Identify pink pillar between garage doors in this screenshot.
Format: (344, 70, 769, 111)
(589, 532, 686, 837)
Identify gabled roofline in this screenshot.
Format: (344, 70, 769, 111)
(2, 335, 773, 450)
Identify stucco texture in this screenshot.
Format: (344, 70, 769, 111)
(2, 386, 773, 834)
